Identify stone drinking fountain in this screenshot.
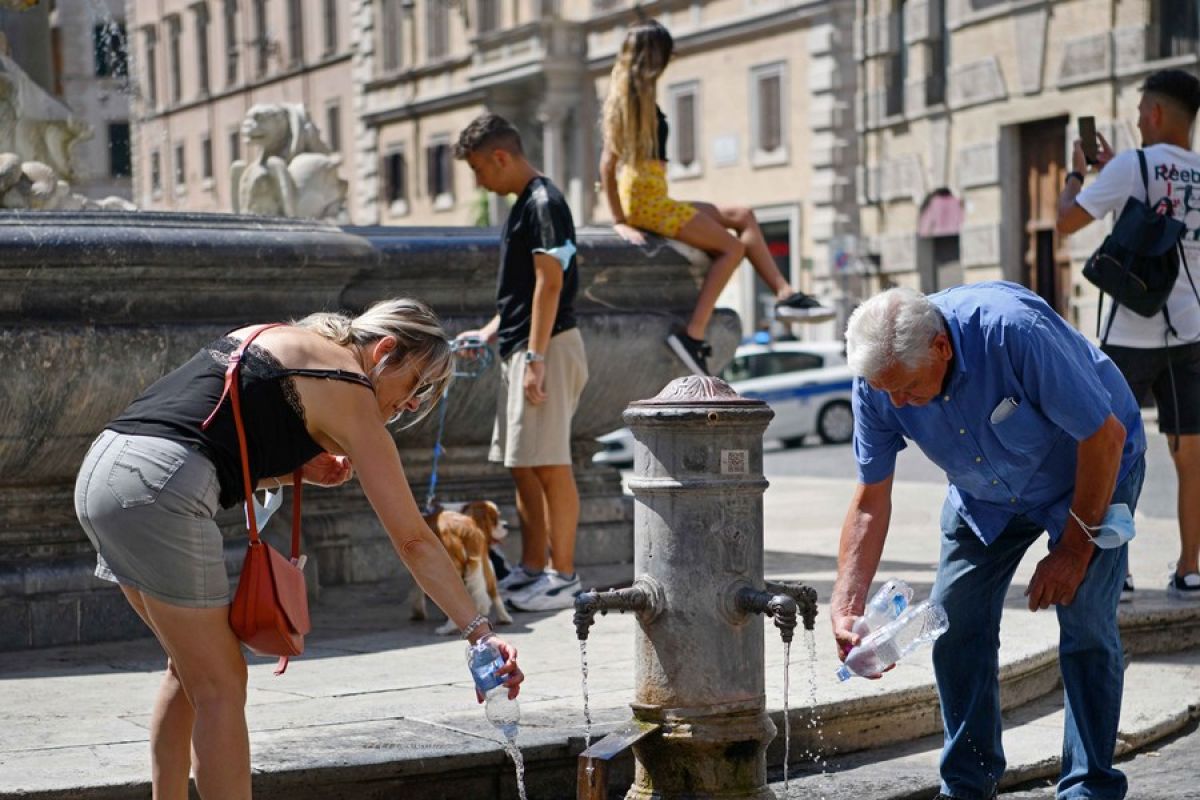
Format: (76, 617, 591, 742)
(574, 375, 818, 800)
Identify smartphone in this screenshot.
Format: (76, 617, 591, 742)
(1078, 116, 1099, 165)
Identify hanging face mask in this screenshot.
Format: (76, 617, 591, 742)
(1069, 503, 1135, 549)
(245, 485, 283, 531)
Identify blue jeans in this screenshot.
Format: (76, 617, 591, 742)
(930, 455, 1145, 800)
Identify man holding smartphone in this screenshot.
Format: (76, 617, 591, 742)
(1057, 68, 1200, 602)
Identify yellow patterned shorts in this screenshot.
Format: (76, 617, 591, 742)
(617, 161, 697, 238)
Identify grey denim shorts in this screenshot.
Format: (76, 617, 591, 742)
(74, 430, 232, 607)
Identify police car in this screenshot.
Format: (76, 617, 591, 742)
(594, 340, 856, 466)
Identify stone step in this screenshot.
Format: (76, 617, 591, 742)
(771, 650, 1200, 799)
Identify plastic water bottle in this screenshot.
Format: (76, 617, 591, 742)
(852, 578, 913, 637)
(466, 635, 520, 740)
(836, 598, 949, 681)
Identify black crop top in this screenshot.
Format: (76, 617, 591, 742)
(107, 336, 373, 508)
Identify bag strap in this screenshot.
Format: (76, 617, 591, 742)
(200, 324, 302, 557)
(1137, 149, 1151, 199)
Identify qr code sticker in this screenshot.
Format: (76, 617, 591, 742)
(721, 450, 748, 474)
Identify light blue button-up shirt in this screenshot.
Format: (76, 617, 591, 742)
(853, 282, 1146, 545)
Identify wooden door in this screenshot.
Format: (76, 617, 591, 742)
(1019, 117, 1071, 316)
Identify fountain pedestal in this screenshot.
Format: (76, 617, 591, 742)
(624, 376, 779, 800)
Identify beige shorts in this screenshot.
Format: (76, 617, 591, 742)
(490, 327, 588, 468)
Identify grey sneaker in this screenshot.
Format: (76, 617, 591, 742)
(497, 564, 542, 595)
(507, 571, 582, 612)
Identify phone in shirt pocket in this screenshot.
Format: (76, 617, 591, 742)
(989, 396, 1044, 455)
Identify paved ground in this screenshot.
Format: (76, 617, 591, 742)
(1, 419, 1197, 799)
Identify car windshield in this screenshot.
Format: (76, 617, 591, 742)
(721, 351, 825, 382)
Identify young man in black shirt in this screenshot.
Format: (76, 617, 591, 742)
(454, 113, 589, 612)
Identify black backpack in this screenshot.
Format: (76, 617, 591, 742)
(1082, 149, 1198, 342)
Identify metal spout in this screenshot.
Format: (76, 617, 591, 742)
(736, 586, 799, 644)
(574, 576, 665, 641)
(766, 579, 819, 631)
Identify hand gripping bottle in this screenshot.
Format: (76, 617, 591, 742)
(851, 578, 914, 637)
(837, 598, 949, 681)
(466, 635, 521, 740)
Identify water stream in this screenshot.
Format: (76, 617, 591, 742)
(782, 639, 792, 794)
(579, 640, 595, 782)
(500, 735, 528, 800)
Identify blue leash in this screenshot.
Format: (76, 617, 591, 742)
(422, 338, 494, 515)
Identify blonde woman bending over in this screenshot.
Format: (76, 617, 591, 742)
(74, 298, 523, 800)
(599, 19, 833, 376)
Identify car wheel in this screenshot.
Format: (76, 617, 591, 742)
(817, 400, 854, 445)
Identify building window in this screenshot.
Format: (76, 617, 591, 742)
(229, 128, 242, 164)
(325, 102, 341, 153)
(174, 142, 187, 187)
(108, 122, 132, 177)
(476, 0, 498, 34)
(667, 81, 700, 178)
(195, 3, 211, 96)
(886, 1, 907, 117)
(426, 0, 448, 61)
(93, 22, 128, 78)
(426, 138, 453, 208)
(287, 0, 304, 66)
(142, 27, 158, 107)
(254, 0, 270, 77)
(150, 148, 162, 192)
(380, 0, 404, 72)
(750, 62, 787, 166)
(385, 149, 408, 213)
(166, 15, 182, 104)
(201, 136, 214, 180)
(926, 0, 948, 107)
(323, 0, 338, 53)
(224, 0, 239, 85)
(539, 0, 558, 16)
(1153, 0, 1199, 59)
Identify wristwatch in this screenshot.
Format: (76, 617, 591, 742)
(1065, 170, 1085, 187)
(523, 350, 545, 364)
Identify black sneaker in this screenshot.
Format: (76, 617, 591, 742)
(666, 329, 712, 376)
(775, 291, 835, 322)
(1120, 574, 1134, 603)
(1168, 571, 1200, 600)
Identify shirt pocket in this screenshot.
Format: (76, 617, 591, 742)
(989, 400, 1047, 457)
(107, 439, 186, 509)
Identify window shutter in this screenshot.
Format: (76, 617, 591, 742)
(677, 92, 696, 167)
(759, 74, 781, 153)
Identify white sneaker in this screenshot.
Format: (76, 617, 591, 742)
(1120, 575, 1134, 604)
(497, 564, 542, 595)
(1168, 571, 1200, 600)
(507, 571, 582, 612)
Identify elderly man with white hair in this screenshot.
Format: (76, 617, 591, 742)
(831, 281, 1146, 800)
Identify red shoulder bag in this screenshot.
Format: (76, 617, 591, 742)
(202, 324, 311, 675)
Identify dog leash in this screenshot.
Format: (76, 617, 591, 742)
(423, 337, 494, 514)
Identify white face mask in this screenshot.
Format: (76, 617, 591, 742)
(1069, 503, 1136, 549)
(245, 485, 283, 531)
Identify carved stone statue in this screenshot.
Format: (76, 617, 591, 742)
(0, 152, 136, 211)
(0, 53, 90, 179)
(230, 103, 347, 220)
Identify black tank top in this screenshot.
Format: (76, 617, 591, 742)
(107, 336, 373, 509)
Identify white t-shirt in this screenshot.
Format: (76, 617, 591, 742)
(1076, 143, 1200, 349)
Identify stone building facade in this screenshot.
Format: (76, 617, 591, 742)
(126, 0, 859, 336)
(127, 0, 358, 220)
(855, 0, 1198, 331)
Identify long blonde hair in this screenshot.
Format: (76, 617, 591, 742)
(295, 297, 453, 427)
(602, 20, 674, 165)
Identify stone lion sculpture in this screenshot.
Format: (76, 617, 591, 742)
(0, 54, 91, 180)
(230, 103, 347, 220)
(0, 152, 137, 211)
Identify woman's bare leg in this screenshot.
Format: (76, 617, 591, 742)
(689, 201, 793, 299)
(671, 210, 746, 339)
(120, 586, 195, 800)
(141, 595, 251, 800)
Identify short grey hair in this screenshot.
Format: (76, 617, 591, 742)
(845, 287, 946, 381)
